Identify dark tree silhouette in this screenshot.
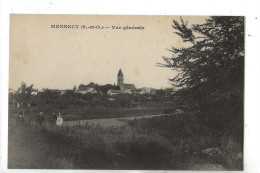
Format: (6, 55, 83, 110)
(16, 82, 34, 108)
(159, 16, 244, 111)
(40, 88, 60, 105)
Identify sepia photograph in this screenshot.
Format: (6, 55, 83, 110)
(8, 14, 244, 170)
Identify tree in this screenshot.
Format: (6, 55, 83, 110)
(98, 84, 120, 95)
(159, 16, 244, 110)
(16, 82, 34, 108)
(40, 88, 60, 105)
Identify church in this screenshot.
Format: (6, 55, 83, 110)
(117, 69, 136, 91)
(107, 69, 136, 96)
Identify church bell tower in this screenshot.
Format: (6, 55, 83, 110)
(117, 69, 124, 90)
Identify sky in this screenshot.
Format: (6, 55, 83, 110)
(9, 15, 207, 90)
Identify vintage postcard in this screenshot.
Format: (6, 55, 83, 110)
(8, 14, 244, 170)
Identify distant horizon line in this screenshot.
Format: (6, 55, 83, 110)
(9, 81, 175, 91)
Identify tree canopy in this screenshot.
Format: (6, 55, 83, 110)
(16, 82, 34, 108)
(159, 16, 244, 91)
(159, 16, 244, 112)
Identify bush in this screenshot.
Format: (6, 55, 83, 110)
(115, 135, 172, 169)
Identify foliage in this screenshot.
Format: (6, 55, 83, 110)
(14, 82, 34, 108)
(39, 89, 60, 105)
(8, 111, 243, 170)
(127, 115, 243, 170)
(159, 16, 244, 109)
(97, 84, 120, 94)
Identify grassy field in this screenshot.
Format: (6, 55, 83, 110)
(63, 106, 174, 121)
(8, 104, 177, 122)
(8, 110, 243, 170)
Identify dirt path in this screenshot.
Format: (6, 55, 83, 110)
(63, 114, 173, 128)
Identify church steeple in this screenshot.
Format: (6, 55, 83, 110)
(118, 69, 123, 76)
(117, 68, 124, 89)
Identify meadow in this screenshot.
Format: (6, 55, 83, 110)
(8, 108, 243, 170)
(8, 83, 243, 170)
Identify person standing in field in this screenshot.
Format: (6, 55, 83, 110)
(56, 113, 63, 126)
(38, 112, 45, 125)
(50, 112, 57, 124)
(16, 111, 25, 125)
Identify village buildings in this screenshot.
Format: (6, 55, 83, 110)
(12, 69, 175, 97)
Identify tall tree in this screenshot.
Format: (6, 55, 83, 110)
(159, 16, 244, 110)
(16, 82, 34, 108)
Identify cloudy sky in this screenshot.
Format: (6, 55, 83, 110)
(9, 15, 206, 90)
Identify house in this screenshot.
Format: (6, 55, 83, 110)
(122, 84, 136, 92)
(29, 89, 38, 96)
(60, 89, 74, 95)
(140, 87, 157, 94)
(77, 84, 97, 94)
(107, 89, 126, 95)
(132, 89, 145, 94)
(164, 87, 178, 95)
(31, 91, 38, 96)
